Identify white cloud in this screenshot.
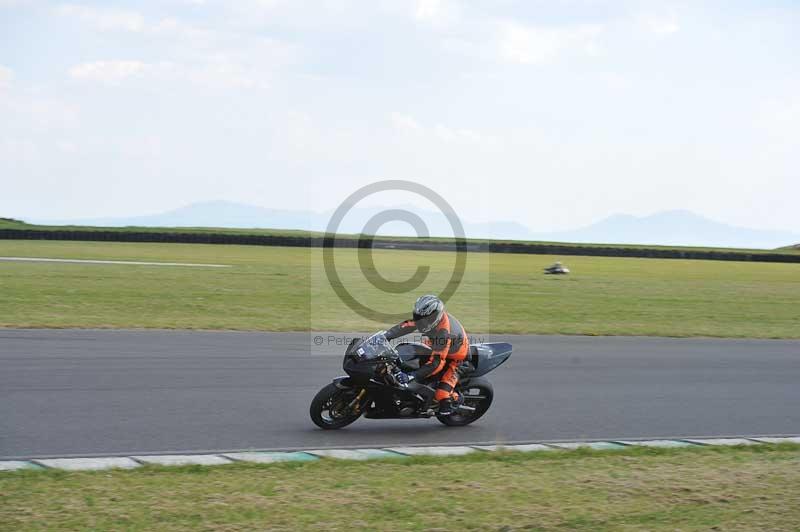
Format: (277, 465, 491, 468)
(498, 22, 603, 65)
(390, 112, 422, 132)
(68, 60, 161, 83)
(55, 4, 145, 32)
(415, 0, 441, 21)
(0, 65, 13, 89)
(0, 91, 80, 128)
(433, 124, 485, 143)
(56, 4, 218, 43)
(390, 112, 496, 146)
(58, 7, 294, 89)
(413, 0, 460, 27)
(410, 0, 468, 32)
(639, 14, 680, 35)
(67, 57, 271, 89)
(188, 56, 269, 89)
(149, 16, 221, 47)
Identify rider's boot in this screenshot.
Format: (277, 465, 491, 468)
(437, 393, 463, 416)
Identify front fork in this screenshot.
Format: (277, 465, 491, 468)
(346, 388, 367, 414)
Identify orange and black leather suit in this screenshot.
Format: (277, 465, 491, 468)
(385, 312, 469, 402)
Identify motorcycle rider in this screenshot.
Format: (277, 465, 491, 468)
(385, 294, 469, 415)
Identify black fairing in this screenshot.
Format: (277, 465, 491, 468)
(342, 335, 395, 383)
(395, 342, 433, 371)
(332, 376, 354, 389)
(342, 355, 382, 382)
(394, 341, 512, 378)
(467, 343, 512, 377)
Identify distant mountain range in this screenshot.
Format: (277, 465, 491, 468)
(539, 211, 800, 250)
(34, 201, 799, 250)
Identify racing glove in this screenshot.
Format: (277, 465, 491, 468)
(392, 368, 413, 387)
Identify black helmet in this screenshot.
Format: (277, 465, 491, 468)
(413, 294, 445, 334)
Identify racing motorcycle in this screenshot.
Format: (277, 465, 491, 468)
(310, 332, 512, 429)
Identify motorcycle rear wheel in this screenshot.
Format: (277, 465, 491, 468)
(310, 383, 363, 430)
(436, 377, 494, 427)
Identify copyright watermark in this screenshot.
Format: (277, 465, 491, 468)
(312, 334, 490, 350)
(320, 179, 468, 323)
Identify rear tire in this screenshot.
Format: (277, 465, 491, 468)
(436, 377, 494, 427)
(310, 383, 363, 430)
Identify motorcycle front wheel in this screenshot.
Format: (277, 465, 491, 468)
(436, 377, 494, 427)
(310, 383, 364, 430)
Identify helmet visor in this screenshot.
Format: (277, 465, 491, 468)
(413, 312, 440, 333)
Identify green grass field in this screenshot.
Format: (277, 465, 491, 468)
(1, 240, 798, 337)
(1, 445, 798, 531)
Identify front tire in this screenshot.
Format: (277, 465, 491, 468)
(310, 383, 363, 430)
(437, 377, 494, 427)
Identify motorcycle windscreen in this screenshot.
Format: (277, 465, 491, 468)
(351, 334, 391, 361)
(470, 343, 512, 377)
(342, 334, 393, 379)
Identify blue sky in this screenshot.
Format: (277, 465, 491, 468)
(1, 0, 798, 232)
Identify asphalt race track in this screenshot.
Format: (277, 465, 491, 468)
(1, 329, 799, 459)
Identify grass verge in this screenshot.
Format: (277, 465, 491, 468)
(1, 444, 798, 531)
(1, 240, 799, 336)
